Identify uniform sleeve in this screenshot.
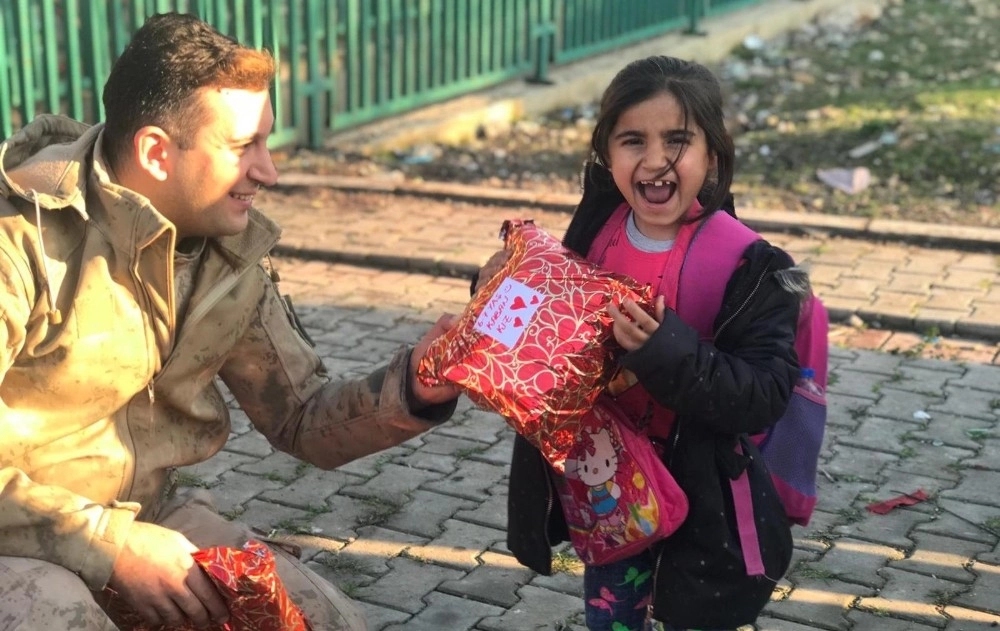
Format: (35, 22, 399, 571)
(219, 266, 454, 469)
(0, 245, 138, 590)
(622, 245, 800, 435)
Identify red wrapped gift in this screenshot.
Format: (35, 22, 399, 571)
(418, 220, 653, 471)
(99, 539, 312, 631)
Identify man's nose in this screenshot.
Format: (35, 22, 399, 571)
(250, 152, 278, 187)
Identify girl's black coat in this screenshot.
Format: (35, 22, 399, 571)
(506, 167, 800, 629)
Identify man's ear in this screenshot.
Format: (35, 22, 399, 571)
(133, 126, 173, 182)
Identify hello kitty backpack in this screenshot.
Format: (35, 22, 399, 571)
(552, 396, 689, 566)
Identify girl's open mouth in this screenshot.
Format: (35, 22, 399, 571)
(638, 180, 676, 204)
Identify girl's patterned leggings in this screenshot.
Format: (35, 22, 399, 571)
(583, 550, 749, 631)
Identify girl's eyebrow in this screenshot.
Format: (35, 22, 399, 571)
(613, 129, 645, 140)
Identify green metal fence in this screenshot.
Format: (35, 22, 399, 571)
(1, 0, 771, 149)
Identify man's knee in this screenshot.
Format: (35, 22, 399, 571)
(269, 546, 368, 631)
(0, 556, 115, 631)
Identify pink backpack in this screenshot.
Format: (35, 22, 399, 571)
(590, 206, 828, 527)
(676, 210, 828, 527)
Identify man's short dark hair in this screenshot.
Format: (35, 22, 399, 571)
(101, 12, 275, 171)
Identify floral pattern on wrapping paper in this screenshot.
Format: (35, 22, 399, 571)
(418, 219, 654, 471)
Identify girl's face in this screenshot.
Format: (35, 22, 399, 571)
(606, 91, 716, 241)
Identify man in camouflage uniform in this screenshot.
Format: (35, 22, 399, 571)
(0, 13, 458, 630)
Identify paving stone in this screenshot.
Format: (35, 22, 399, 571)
(476, 584, 584, 631)
(942, 605, 1000, 629)
(453, 490, 508, 531)
(941, 471, 1000, 508)
(225, 431, 275, 457)
(382, 488, 478, 538)
(817, 478, 877, 519)
(827, 371, 884, 400)
(865, 387, 946, 423)
(411, 518, 507, 570)
(916, 502, 999, 545)
(179, 450, 258, 485)
(953, 559, 1000, 618)
(258, 466, 361, 509)
(827, 393, 874, 430)
(206, 469, 285, 516)
(475, 430, 516, 466)
(844, 609, 942, 630)
(890, 532, 990, 584)
(236, 450, 307, 481)
(948, 365, 1000, 392)
(837, 414, 920, 455)
(357, 602, 411, 631)
(354, 557, 465, 613)
(910, 412, 993, 451)
(308, 493, 390, 540)
(823, 443, 898, 484)
(763, 578, 874, 630)
(834, 506, 934, 549)
(857, 567, 958, 626)
(384, 590, 505, 631)
(529, 566, 585, 598)
(883, 442, 974, 482)
(341, 461, 445, 503)
(961, 437, 1000, 472)
(422, 459, 509, 501)
(437, 550, 535, 607)
(325, 525, 429, 576)
(932, 386, 1000, 421)
(802, 536, 903, 587)
(435, 407, 509, 444)
(236, 498, 311, 534)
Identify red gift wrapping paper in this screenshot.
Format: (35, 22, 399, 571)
(99, 539, 312, 631)
(418, 220, 653, 471)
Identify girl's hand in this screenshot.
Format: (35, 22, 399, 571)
(609, 295, 666, 351)
(473, 249, 511, 293)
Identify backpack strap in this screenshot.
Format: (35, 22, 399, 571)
(585, 202, 630, 262)
(673, 211, 760, 340)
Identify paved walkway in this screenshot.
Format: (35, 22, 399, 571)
(176, 176, 1000, 630)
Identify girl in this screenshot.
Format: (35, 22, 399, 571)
(485, 56, 805, 630)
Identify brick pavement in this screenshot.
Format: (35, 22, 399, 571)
(172, 177, 1000, 630)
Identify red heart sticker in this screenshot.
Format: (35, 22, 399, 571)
(513, 317, 524, 327)
(511, 296, 527, 310)
(530, 295, 540, 305)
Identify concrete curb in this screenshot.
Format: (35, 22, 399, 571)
(275, 172, 1000, 253)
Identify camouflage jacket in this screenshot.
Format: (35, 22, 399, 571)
(0, 115, 450, 591)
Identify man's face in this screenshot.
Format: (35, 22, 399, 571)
(163, 87, 277, 239)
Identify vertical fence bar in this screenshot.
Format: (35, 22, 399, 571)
(455, 0, 467, 79)
(389, 0, 402, 99)
(428, 0, 441, 88)
(0, 4, 11, 138)
(63, 0, 84, 121)
(324, 0, 337, 134)
(417, 0, 429, 92)
(40, 0, 60, 115)
(375, 0, 387, 104)
(305, 0, 323, 147)
(13, 0, 36, 126)
(443, 0, 455, 83)
(359, 0, 372, 107)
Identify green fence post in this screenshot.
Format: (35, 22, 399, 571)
(527, 0, 555, 85)
(685, 0, 708, 36)
(0, 4, 11, 138)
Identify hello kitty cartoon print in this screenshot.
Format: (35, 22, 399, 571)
(553, 398, 689, 566)
(570, 427, 623, 526)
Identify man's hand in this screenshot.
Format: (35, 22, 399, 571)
(108, 521, 229, 629)
(409, 313, 461, 406)
(473, 249, 511, 294)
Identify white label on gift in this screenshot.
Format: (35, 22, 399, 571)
(474, 277, 545, 349)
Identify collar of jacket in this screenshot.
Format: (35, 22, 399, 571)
(0, 114, 281, 270)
